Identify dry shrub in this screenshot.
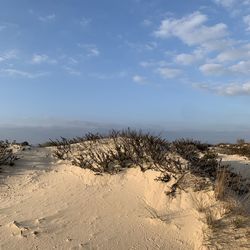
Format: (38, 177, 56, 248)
(52, 137, 72, 160)
(70, 129, 172, 174)
(0, 140, 18, 166)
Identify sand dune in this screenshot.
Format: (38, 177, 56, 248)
(0, 146, 249, 249)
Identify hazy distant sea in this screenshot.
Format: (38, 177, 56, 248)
(0, 126, 250, 145)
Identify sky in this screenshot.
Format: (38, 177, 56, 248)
(1, 0, 250, 142)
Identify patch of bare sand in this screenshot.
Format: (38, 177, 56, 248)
(0, 147, 206, 250)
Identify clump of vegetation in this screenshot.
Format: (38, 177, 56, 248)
(172, 139, 218, 178)
(217, 139, 250, 159)
(173, 138, 210, 155)
(53, 129, 172, 174)
(0, 140, 18, 166)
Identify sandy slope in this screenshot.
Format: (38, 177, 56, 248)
(0, 147, 208, 250)
(220, 153, 250, 181)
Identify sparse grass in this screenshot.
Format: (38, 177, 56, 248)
(202, 170, 250, 248)
(204, 207, 220, 229)
(214, 166, 228, 200)
(232, 216, 248, 228)
(191, 194, 209, 213)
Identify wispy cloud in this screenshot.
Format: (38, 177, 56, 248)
(68, 57, 78, 65)
(0, 68, 48, 78)
(141, 19, 153, 27)
(31, 54, 57, 64)
(0, 50, 18, 62)
(78, 44, 100, 57)
(213, 0, 236, 8)
(80, 17, 91, 28)
(157, 67, 182, 79)
(38, 14, 56, 22)
(125, 41, 158, 52)
(195, 81, 250, 96)
(213, 0, 250, 8)
(132, 75, 147, 84)
(90, 71, 127, 80)
(63, 66, 81, 76)
(212, 0, 250, 17)
(140, 60, 168, 68)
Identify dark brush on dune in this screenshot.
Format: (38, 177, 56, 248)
(51, 129, 249, 198)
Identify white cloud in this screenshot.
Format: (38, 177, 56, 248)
(132, 75, 147, 84)
(174, 49, 204, 65)
(0, 68, 48, 78)
(214, 44, 250, 62)
(201, 39, 236, 53)
(154, 12, 228, 46)
(196, 81, 250, 96)
(243, 15, 250, 31)
(200, 60, 250, 76)
(0, 50, 18, 62)
(157, 67, 182, 79)
(199, 63, 226, 75)
(38, 14, 55, 22)
(230, 60, 250, 74)
(31, 54, 57, 64)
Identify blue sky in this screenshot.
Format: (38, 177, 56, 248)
(1, 0, 250, 134)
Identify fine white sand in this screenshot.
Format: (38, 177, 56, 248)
(0, 146, 249, 250)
